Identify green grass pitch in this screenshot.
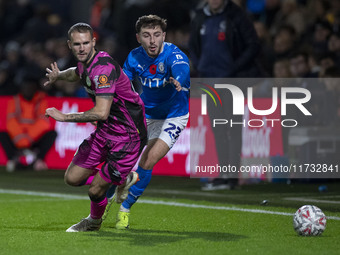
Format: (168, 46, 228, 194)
(0, 168, 339, 255)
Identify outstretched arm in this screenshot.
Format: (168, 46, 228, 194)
(170, 53, 190, 92)
(46, 95, 113, 122)
(44, 62, 80, 86)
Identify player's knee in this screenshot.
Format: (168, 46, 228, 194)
(88, 186, 106, 202)
(64, 171, 86, 186)
(64, 174, 81, 186)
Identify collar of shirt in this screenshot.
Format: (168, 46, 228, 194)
(203, 0, 228, 16)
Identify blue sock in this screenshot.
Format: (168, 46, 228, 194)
(106, 184, 117, 199)
(122, 166, 152, 210)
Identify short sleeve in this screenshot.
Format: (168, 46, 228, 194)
(123, 53, 135, 80)
(92, 65, 116, 95)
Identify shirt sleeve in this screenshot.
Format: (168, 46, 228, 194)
(123, 53, 135, 81)
(93, 65, 116, 95)
(168, 51, 190, 89)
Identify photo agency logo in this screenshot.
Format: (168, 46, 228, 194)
(199, 83, 223, 114)
(199, 83, 312, 127)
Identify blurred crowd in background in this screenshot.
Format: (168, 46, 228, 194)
(0, 0, 339, 125)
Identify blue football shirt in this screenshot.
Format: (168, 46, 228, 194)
(123, 42, 190, 119)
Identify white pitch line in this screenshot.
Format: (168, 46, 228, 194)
(0, 198, 68, 203)
(315, 195, 340, 199)
(0, 189, 87, 200)
(284, 197, 340, 205)
(1, 189, 340, 221)
(146, 188, 233, 198)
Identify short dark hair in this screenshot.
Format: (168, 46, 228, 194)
(135, 15, 167, 33)
(68, 23, 93, 40)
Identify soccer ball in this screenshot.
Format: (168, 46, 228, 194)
(293, 205, 326, 236)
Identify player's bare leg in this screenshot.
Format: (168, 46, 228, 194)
(66, 170, 110, 232)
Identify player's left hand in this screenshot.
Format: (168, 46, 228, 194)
(45, 107, 66, 122)
(170, 77, 182, 91)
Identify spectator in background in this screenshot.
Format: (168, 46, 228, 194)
(0, 63, 18, 95)
(253, 20, 275, 76)
(311, 19, 332, 56)
(273, 58, 292, 78)
(318, 52, 335, 77)
(327, 32, 340, 66)
(189, 0, 262, 190)
(0, 77, 57, 172)
(1, 41, 23, 86)
(253, 58, 293, 103)
(270, 0, 306, 36)
(190, 0, 261, 77)
(332, 11, 340, 33)
(307, 52, 322, 75)
(273, 25, 297, 59)
(153, 0, 192, 52)
(289, 51, 327, 126)
(53, 38, 76, 70)
(96, 36, 126, 65)
(0, 0, 34, 43)
(246, 0, 266, 20)
(326, 0, 340, 27)
(90, 0, 116, 41)
(16, 4, 64, 44)
(253, 58, 292, 104)
(305, 0, 331, 27)
(113, 0, 155, 57)
(262, 0, 281, 30)
(321, 66, 340, 126)
(289, 51, 320, 78)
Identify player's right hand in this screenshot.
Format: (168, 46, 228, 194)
(44, 62, 60, 86)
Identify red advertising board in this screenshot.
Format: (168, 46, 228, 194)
(0, 96, 191, 176)
(242, 98, 284, 158)
(0, 96, 283, 177)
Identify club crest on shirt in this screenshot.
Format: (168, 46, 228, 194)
(158, 62, 165, 73)
(95, 74, 110, 89)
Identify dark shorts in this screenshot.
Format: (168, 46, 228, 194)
(72, 132, 145, 185)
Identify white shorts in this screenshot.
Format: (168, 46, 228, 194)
(147, 113, 189, 149)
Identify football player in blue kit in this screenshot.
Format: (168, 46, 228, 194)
(104, 14, 190, 229)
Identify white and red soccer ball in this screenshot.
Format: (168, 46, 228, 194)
(293, 205, 327, 236)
